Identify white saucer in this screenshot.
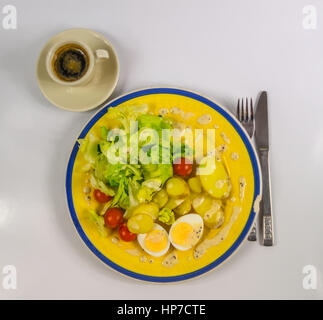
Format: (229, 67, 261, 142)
(36, 28, 119, 112)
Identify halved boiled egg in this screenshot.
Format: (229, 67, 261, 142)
(137, 224, 170, 257)
(169, 214, 204, 251)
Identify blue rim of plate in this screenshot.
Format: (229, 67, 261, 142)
(65, 87, 261, 282)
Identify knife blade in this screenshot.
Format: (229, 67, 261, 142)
(255, 91, 269, 150)
(255, 91, 274, 246)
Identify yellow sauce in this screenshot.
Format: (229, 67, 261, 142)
(221, 132, 230, 144)
(194, 206, 242, 259)
(162, 251, 179, 268)
(126, 248, 141, 257)
(239, 176, 246, 202)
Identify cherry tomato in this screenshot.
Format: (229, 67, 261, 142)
(104, 208, 123, 228)
(93, 189, 112, 203)
(119, 223, 137, 242)
(173, 157, 193, 177)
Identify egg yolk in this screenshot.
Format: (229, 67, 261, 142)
(171, 222, 194, 247)
(144, 230, 168, 253)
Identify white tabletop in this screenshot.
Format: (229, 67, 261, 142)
(0, 0, 322, 300)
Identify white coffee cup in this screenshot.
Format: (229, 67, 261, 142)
(46, 40, 109, 86)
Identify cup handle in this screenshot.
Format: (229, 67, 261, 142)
(95, 49, 109, 59)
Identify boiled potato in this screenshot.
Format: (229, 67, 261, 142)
(166, 177, 189, 198)
(174, 197, 191, 216)
(198, 156, 231, 199)
(165, 197, 185, 210)
(192, 193, 213, 215)
(188, 177, 202, 193)
(127, 214, 154, 234)
(153, 189, 168, 208)
(202, 201, 224, 228)
(192, 193, 224, 228)
(132, 203, 159, 220)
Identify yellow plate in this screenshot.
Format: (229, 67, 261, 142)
(65, 88, 262, 282)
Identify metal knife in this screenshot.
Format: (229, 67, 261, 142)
(255, 91, 274, 246)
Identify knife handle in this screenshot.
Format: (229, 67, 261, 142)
(258, 149, 274, 246)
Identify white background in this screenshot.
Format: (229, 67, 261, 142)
(0, 0, 322, 300)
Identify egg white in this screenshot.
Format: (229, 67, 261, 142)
(137, 224, 170, 257)
(169, 214, 204, 251)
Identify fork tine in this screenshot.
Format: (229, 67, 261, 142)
(240, 98, 244, 121)
(250, 98, 254, 120)
(245, 98, 249, 121)
(237, 99, 240, 121)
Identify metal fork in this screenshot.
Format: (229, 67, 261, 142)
(237, 98, 257, 241)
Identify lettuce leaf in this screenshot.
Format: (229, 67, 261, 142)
(158, 208, 175, 225)
(90, 174, 115, 196)
(100, 126, 109, 140)
(105, 104, 149, 133)
(142, 163, 173, 185)
(93, 152, 144, 209)
(88, 209, 109, 237)
(136, 178, 162, 203)
(138, 114, 172, 132)
(78, 133, 100, 165)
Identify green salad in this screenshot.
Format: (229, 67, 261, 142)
(79, 105, 190, 218)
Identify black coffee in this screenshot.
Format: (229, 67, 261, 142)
(52, 44, 89, 82)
